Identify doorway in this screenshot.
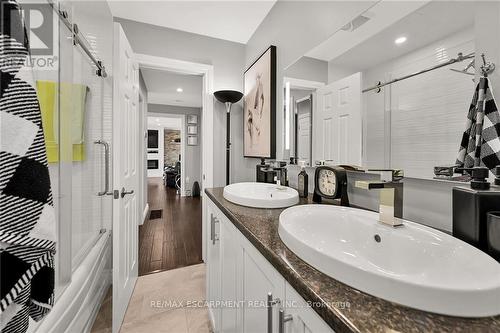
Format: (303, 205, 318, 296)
(139, 68, 204, 276)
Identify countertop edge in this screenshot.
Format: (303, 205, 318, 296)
(205, 189, 358, 333)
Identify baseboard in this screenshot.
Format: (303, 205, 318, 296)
(141, 203, 150, 225)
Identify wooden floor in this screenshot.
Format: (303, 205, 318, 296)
(139, 177, 202, 276)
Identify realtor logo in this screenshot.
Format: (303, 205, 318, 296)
(21, 3, 53, 55)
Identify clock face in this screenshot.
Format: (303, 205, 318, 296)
(318, 168, 336, 197)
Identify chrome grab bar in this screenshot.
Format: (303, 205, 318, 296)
(94, 140, 111, 196)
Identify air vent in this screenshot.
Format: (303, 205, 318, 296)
(149, 209, 163, 219)
(341, 14, 371, 32)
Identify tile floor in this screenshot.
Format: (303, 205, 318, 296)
(91, 286, 112, 333)
(120, 263, 210, 333)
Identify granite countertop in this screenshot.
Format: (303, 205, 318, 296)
(205, 187, 500, 333)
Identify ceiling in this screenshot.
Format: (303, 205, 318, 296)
(108, 0, 276, 44)
(147, 116, 181, 129)
(325, 1, 476, 70)
(306, 1, 430, 62)
(141, 68, 203, 107)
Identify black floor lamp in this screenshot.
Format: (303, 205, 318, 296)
(214, 90, 243, 185)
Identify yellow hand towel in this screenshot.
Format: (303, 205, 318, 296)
(36, 80, 88, 162)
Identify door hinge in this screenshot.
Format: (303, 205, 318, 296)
(113, 190, 119, 199)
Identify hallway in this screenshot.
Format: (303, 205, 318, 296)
(139, 177, 202, 276)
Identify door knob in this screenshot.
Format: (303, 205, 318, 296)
(121, 187, 134, 198)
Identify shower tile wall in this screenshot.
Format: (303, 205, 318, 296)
(363, 28, 475, 178)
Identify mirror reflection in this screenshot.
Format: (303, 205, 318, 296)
(283, 0, 490, 180)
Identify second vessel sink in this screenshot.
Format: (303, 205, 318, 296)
(278, 205, 500, 317)
(223, 182, 299, 208)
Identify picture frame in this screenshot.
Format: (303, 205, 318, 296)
(243, 45, 276, 159)
(187, 135, 198, 146)
(187, 115, 198, 124)
(188, 125, 197, 135)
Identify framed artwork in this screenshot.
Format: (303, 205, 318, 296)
(187, 115, 198, 124)
(188, 125, 197, 135)
(243, 45, 276, 158)
(187, 136, 198, 146)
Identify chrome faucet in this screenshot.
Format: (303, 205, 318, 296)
(355, 169, 404, 227)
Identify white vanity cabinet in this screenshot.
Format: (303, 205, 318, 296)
(282, 284, 335, 333)
(205, 198, 335, 333)
(206, 201, 222, 331)
(240, 232, 285, 333)
(219, 210, 240, 332)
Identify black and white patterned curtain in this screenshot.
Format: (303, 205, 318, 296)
(0, 0, 57, 332)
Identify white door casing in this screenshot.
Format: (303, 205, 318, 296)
(112, 23, 139, 333)
(133, 53, 214, 263)
(315, 72, 362, 165)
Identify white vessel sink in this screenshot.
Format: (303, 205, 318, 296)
(223, 182, 299, 208)
(278, 205, 500, 317)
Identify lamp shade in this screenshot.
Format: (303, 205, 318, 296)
(214, 90, 243, 104)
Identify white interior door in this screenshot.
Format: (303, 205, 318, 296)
(112, 23, 139, 332)
(315, 72, 362, 165)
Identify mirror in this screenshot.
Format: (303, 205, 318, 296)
(295, 94, 313, 165)
(282, 0, 496, 181)
(284, 82, 316, 166)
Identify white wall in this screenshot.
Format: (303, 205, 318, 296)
(475, 1, 500, 98)
(114, 18, 253, 186)
(328, 63, 357, 84)
(139, 70, 148, 222)
(284, 57, 328, 83)
(245, 1, 376, 160)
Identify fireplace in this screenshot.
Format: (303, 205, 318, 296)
(147, 159, 159, 170)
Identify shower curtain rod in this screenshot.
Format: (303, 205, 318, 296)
(362, 52, 476, 93)
(46, 0, 107, 77)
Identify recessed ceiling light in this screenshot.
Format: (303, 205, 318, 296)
(176, 88, 183, 93)
(395, 36, 407, 45)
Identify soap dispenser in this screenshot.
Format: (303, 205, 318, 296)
(297, 161, 308, 198)
(452, 166, 500, 252)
